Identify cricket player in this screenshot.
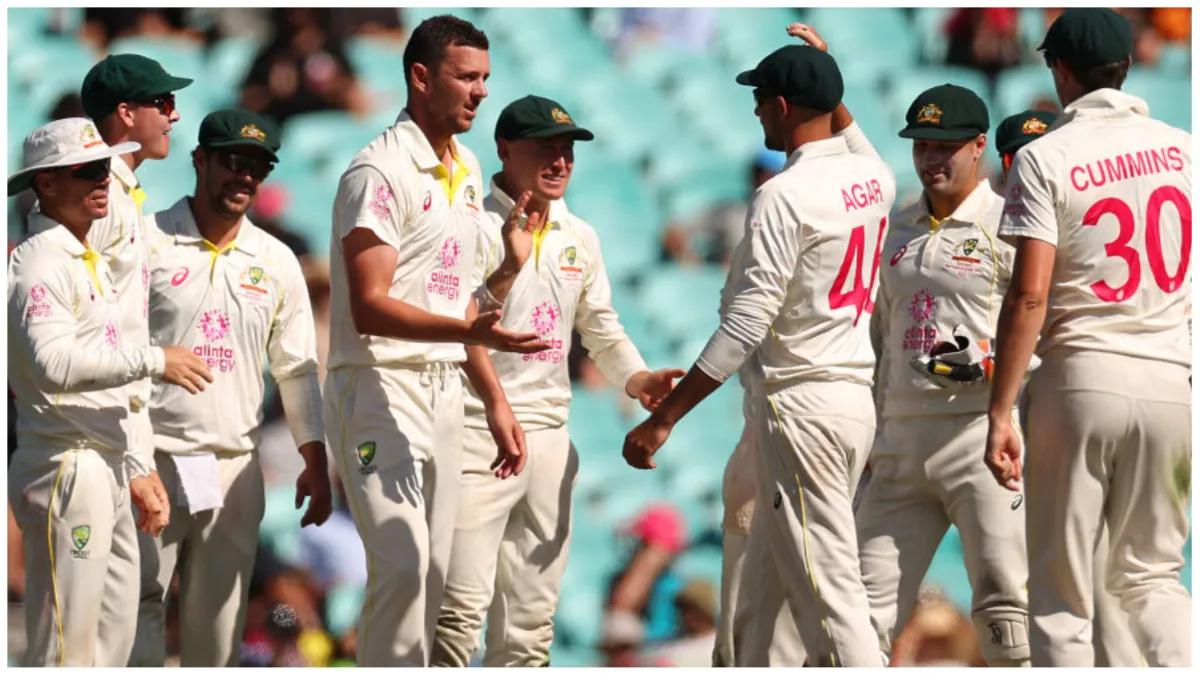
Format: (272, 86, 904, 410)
(996, 108, 1144, 669)
(432, 95, 684, 667)
(623, 43, 897, 667)
(853, 83, 1033, 667)
(25, 53, 194, 540)
(984, 8, 1192, 667)
(126, 109, 334, 667)
(712, 24, 885, 668)
(324, 15, 549, 666)
(6, 117, 212, 667)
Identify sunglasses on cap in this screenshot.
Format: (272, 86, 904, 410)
(213, 149, 274, 181)
(61, 157, 112, 182)
(133, 93, 176, 117)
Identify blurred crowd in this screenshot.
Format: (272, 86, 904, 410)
(5, 5, 1192, 668)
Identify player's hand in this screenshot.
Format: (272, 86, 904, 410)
(625, 368, 687, 412)
(985, 419, 1023, 491)
(499, 191, 541, 273)
(786, 23, 828, 52)
(161, 346, 214, 394)
(130, 472, 170, 536)
(295, 444, 333, 528)
(623, 416, 673, 470)
(468, 310, 552, 354)
(487, 403, 527, 479)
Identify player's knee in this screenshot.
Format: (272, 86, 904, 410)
(972, 609, 1031, 667)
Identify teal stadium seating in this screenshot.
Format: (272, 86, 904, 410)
(6, 7, 1192, 667)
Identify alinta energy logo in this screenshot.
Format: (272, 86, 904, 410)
(524, 301, 565, 364)
(429, 236, 463, 301)
(903, 289, 938, 353)
(195, 309, 236, 373)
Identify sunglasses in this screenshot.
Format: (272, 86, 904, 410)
(213, 150, 274, 181)
(1002, 153, 1015, 170)
(1042, 51, 1055, 68)
(63, 157, 111, 182)
(134, 93, 177, 117)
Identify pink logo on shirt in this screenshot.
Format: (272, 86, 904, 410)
(423, 191, 432, 212)
(909, 289, 935, 323)
(198, 309, 230, 342)
(890, 245, 907, 267)
(369, 185, 393, 222)
(531, 301, 560, 336)
(26, 285, 53, 319)
(195, 309, 236, 373)
(104, 322, 118, 350)
(440, 236, 461, 269)
(171, 267, 189, 287)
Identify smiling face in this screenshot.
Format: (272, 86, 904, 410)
(912, 135, 986, 197)
(413, 44, 490, 136)
(194, 145, 274, 220)
(499, 135, 576, 202)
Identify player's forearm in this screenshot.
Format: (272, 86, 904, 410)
(485, 261, 521, 306)
(298, 441, 327, 468)
(988, 288, 1046, 423)
(278, 374, 325, 448)
(461, 298, 508, 409)
(32, 342, 165, 393)
(350, 294, 471, 344)
(647, 365, 723, 427)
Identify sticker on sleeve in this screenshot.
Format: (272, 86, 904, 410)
(1003, 183, 1027, 217)
(26, 284, 54, 319)
(369, 185, 394, 222)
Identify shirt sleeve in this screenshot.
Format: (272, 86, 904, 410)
(8, 253, 165, 393)
(834, 120, 881, 161)
(695, 186, 801, 383)
(334, 164, 410, 251)
(997, 147, 1058, 247)
(267, 253, 324, 448)
(574, 230, 648, 391)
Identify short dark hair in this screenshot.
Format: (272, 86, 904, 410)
(402, 14, 488, 90)
(1046, 52, 1130, 93)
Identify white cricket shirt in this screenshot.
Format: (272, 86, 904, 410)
(27, 159, 154, 400)
(999, 89, 1192, 372)
(326, 110, 486, 371)
(145, 198, 324, 454)
(697, 135, 897, 388)
(462, 181, 648, 430)
(8, 213, 166, 453)
(875, 180, 1012, 418)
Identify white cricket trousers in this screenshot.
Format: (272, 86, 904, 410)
(1023, 350, 1191, 667)
(324, 361, 464, 667)
(432, 424, 578, 667)
(127, 450, 264, 667)
(714, 388, 803, 667)
(7, 444, 139, 666)
(855, 412, 1030, 667)
(737, 379, 880, 667)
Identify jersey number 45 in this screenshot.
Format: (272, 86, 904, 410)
(829, 217, 888, 326)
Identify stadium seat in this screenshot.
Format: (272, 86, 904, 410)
(992, 66, 1058, 121)
(1124, 68, 1192, 132)
(206, 35, 263, 95)
(634, 265, 728, 340)
(913, 7, 955, 64)
(804, 7, 920, 74)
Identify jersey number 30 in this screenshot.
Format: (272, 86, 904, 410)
(1084, 186, 1191, 303)
(829, 217, 887, 326)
